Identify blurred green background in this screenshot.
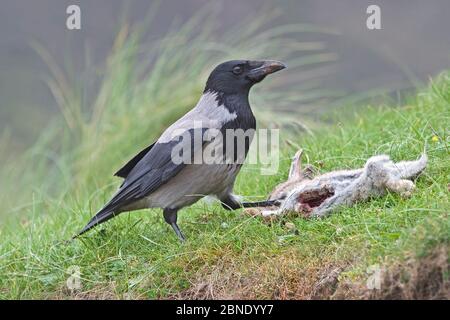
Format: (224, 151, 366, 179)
(1, 0, 450, 152)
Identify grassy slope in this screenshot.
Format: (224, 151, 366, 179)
(1, 71, 448, 299)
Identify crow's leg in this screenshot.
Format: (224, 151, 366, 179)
(220, 194, 242, 210)
(241, 200, 281, 208)
(163, 208, 185, 242)
(220, 194, 281, 210)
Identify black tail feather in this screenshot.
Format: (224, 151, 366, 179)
(73, 208, 117, 239)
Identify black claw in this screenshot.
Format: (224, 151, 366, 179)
(241, 199, 281, 208)
(171, 223, 185, 242)
(163, 208, 185, 242)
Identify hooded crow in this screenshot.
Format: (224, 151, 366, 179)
(76, 60, 286, 241)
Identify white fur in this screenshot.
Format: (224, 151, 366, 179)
(255, 152, 427, 218)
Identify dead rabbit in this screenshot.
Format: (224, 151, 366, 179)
(245, 150, 427, 219)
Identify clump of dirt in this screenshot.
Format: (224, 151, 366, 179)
(171, 245, 448, 300)
(310, 267, 342, 299)
(50, 244, 447, 300)
(335, 245, 449, 299)
(170, 249, 349, 300)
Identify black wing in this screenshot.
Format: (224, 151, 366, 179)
(114, 143, 155, 179)
(75, 128, 208, 237)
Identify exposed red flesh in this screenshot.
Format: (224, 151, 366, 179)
(297, 187, 335, 214)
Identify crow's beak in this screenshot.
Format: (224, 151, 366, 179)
(247, 60, 287, 82)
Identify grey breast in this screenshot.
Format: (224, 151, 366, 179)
(142, 91, 242, 209)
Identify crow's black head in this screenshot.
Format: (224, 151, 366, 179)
(204, 60, 286, 95)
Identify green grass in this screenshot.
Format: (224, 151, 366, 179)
(0, 9, 449, 299)
(1, 75, 448, 299)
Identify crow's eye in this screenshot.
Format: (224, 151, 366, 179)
(232, 66, 243, 75)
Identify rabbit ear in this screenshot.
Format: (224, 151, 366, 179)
(288, 149, 303, 180)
